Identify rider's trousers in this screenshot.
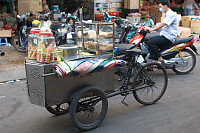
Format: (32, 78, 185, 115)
(147, 36, 172, 60)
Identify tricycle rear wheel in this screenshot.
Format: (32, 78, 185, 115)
(69, 86, 108, 131)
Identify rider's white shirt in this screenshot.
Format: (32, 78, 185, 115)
(160, 9, 178, 42)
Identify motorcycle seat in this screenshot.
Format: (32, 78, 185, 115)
(126, 50, 142, 56)
(171, 37, 193, 46)
(115, 44, 135, 56)
(144, 32, 160, 41)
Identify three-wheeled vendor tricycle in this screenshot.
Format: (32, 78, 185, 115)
(25, 47, 168, 131)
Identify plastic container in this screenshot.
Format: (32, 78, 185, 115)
(28, 28, 41, 60)
(37, 31, 56, 63)
(55, 49, 63, 61)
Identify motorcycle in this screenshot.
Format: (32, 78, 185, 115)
(50, 10, 79, 46)
(11, 12, 33, 52)
(103, 12, 140, 44)
(127, 25, 199, 74)
(116, 22, 141, 44)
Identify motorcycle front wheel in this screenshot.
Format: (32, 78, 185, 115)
(12, 35, 26, 53)
(172, 49, 196, 75)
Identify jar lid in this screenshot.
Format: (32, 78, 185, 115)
(30, 28, 41, 34)
(39, 31, 53, 36)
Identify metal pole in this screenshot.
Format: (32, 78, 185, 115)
(113, 22, 115, 53)
(11, 0, 16, 15)
(79, 7, 84, 51)
(97, 23, 99, 55)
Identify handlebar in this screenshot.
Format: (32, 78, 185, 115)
(146, 29, 151, 33)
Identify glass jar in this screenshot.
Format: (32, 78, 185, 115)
(28, 28, 41, 60)
(37, 31, 56, 63)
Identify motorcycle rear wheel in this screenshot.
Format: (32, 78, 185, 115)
(12, 36, 26, 53)
(172, 49, 196, 75)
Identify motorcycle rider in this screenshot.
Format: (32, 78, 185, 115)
(146, 0, 178, 62)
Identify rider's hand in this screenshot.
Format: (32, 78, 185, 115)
(145, 27, 152, 33)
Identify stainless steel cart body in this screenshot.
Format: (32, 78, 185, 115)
(25, 59, 117, 107)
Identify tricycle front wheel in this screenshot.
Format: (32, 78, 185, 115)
(46, 102, 69, 116)
(69, 86, 108, 131)
(132, 62, 168, 105)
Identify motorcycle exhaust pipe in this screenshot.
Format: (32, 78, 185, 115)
(161, 60, 176, 69)
(162, 60, 176, 66)
(0, 51, 5, 56)
(162, 57, 189, 68)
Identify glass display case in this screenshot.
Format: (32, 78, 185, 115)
(76, 21, 115, 56)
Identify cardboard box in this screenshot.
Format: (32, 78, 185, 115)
(181, 16, 198, 28)
(156, 12, 164, 17)
(124, 0, 139, 9)
(18, 0, 42, 15)
(124, 0, 128, 9)
(0, 30, 11, 37)
(177, 27, 191, 38)
(126, 16, 141, 24)
(150, 5, 160, 16)
(150, 6, 156, 16)
(190, 18, 200, 33)
(152, 5, 160, 11)
(156, 16, 164, 23)
(181, 16, 191, 28)
(150, 10, 155, 16)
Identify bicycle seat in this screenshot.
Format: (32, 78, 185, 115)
(144, 32, 160, 41)
(126, 50, 142, 56)
(115, 44, 135, 56)
(170, 37, 194, 46)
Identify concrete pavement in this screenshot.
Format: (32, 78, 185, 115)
(0, 45, 26, 82)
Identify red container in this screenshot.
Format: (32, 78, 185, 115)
(108, 11, 112, 16)
(4, 25, 12, 30)
(95, 14, 104, 21)
(111, 11, 119, 17)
